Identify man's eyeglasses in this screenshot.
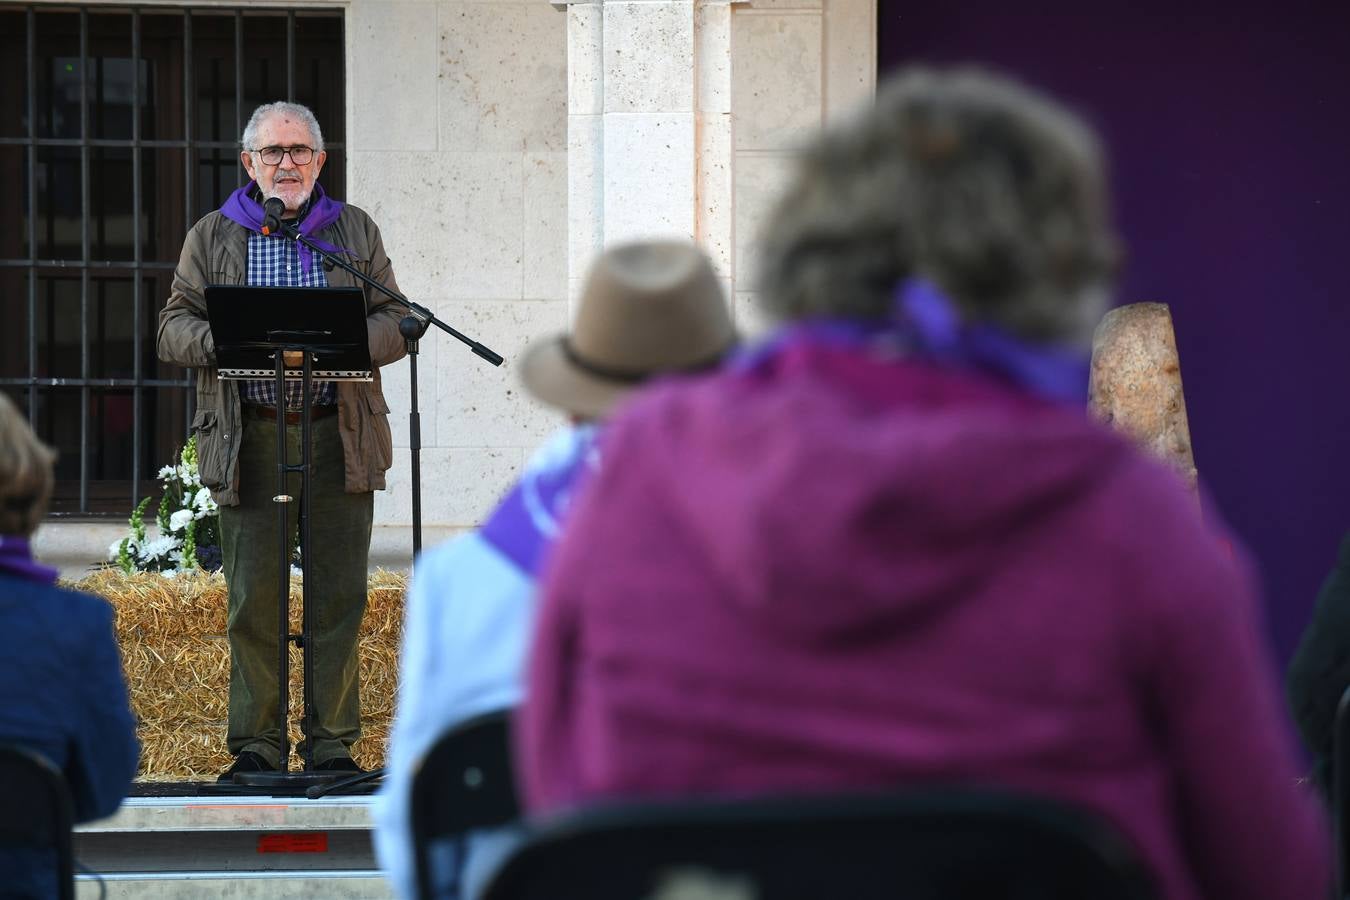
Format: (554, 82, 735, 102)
(252, 145, 315, 166)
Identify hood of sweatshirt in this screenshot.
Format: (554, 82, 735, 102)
(612, 338, 1139, 647)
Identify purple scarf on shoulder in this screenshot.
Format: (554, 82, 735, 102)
(479, 426, 602, 575)
(735, 278, 1090, 406)
(218, 180, 349, 277)
(0, 536, 58, 585)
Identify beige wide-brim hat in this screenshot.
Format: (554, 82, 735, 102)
(520, 241, 736, 419)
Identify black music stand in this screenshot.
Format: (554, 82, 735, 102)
(206, 285, 373, 790)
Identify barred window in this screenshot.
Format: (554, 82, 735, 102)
(0, 5, 345, 515)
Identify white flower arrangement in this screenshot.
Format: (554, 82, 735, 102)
(110, 435, 222, 574)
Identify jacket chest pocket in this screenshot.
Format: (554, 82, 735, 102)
(324, 260, 369, 295)
(208, 266, 245, 285)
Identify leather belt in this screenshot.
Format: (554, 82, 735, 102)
(248, 404, 338, 426)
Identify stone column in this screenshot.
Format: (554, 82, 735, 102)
(565, 0, 606, 312)
(696, 0, 736, 308)
(560, 0, 736, 314)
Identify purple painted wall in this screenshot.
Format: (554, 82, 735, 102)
(878, 1, 1350, 664)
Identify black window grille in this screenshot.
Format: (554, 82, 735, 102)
(0, 5, 345, 515)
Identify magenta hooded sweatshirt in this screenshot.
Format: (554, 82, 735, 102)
(520, 338, 1329, 900)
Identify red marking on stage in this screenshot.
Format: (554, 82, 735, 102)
(257, 833, 329, 854)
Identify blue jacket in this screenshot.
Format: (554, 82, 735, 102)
(0, 575, 140, 897)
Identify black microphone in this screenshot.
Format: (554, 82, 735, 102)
(261, 196, 286, 236)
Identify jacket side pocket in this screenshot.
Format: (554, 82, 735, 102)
(364, 390, 394, 473)
(192, 409, 226, 489)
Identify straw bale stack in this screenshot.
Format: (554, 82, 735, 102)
(71, 568, 407, 782)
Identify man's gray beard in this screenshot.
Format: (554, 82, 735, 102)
(263, 169, 311, 208)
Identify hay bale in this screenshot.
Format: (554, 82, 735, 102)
(71, 568, 407, 782)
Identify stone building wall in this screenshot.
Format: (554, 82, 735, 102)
(344, 0, 571, 553)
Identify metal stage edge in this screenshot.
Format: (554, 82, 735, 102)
(73, 793, 393, 898)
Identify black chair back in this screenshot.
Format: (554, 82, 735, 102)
(0, 743, 76, 900)
(410, 709, 520, 900)
(482, 788, 1157, 900)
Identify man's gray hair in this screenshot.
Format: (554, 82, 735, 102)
(758, 67, 1120, 343)
(240, 101, 325, 153)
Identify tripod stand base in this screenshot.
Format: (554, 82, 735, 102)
(305, 767, 386, 799)
(234, 770, 348, 788)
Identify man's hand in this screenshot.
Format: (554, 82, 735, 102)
(283, 350, 305, 367)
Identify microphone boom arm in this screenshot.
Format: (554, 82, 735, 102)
(273, 218, 504, 367)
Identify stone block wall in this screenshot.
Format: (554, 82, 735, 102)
(730, 0, 875, 334)
(344, 0, 571, 540)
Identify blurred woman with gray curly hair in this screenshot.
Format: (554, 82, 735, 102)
(0, 393, 139, 895)
(518, 69, 1328, 900)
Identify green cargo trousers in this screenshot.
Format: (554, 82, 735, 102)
(219, 406, 373, 767)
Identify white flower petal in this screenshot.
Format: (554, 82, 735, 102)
(139, 535, 182, 562)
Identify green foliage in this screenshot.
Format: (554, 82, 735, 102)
(115, 497, 153, 575)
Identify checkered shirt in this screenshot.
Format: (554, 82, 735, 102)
(242, 228, 339, 409)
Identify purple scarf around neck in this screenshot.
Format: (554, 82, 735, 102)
(0, 536, 58, 585)
(892, 278, 1090, 404)
(218, 180, 349, 277)
(735, 278, 1090, 406)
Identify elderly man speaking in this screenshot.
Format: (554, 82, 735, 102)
(158, 101, 405, 781)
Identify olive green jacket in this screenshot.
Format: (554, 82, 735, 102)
(156, 205, 407, 506)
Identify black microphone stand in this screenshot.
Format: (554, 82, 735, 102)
(399, 315, 427, 557)
(258, 213, 503, 798)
